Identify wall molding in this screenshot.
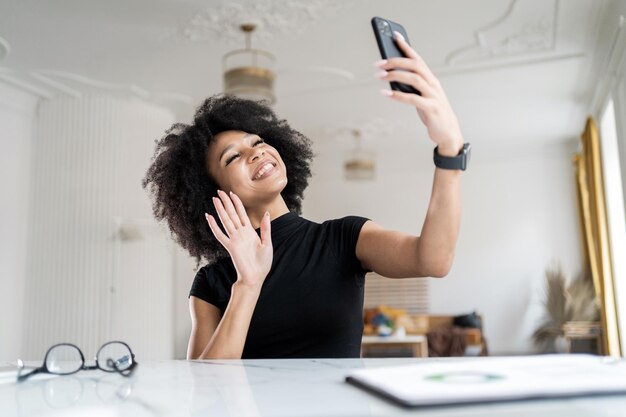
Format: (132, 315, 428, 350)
(0, 79, 39, 117)
(446, 0, 559, 66)
(165, 0, 356, 45)
(0, 67, 193, 109)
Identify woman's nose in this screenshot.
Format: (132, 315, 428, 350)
(249, 148, 265, 162)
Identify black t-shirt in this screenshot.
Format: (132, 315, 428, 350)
(189, 211, 370, 358)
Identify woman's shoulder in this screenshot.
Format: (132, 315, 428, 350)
(319, 215, 370, 229)
(190, 258, 236, 309)
(300, 213, 369, 226)
(196, 257, 236, 280)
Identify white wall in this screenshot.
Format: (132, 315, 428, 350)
(302, 138, 581, 355)
(0, 82, 38, 362)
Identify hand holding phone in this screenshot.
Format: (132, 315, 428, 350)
(371, 17, 421, 95)
(370, 17, 466, 157)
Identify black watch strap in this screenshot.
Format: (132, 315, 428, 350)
(433, 143, 471, 171)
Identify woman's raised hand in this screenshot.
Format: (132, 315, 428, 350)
(376, 31, 464, 156)
(205, 190, 273, 291)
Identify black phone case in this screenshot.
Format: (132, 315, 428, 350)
(371, 17, 421, 95)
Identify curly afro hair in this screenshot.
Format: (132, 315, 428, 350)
(142, 95, 314, 266)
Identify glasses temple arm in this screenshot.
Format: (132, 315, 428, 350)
(17, 366, 43, 383)
(107, 358, 138, 377)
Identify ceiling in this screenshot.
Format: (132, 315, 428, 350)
(0, 0, 619, 155)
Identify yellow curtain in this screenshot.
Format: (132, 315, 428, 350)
(573, 116, 622, 357)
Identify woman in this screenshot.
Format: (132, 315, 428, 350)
(143, 32, 466, 359)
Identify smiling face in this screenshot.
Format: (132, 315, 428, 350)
(206, 130, 288, 208)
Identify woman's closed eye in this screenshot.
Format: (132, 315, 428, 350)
(225, 138, 265, 166)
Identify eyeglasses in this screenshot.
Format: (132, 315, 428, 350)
(17, 341, 137, 383)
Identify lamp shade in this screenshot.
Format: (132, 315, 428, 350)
(344, 129, 376, 180)
(222, 24, 276, 104)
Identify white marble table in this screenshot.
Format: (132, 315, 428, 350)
(2, 358, 626, 417)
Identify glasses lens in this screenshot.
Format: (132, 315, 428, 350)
(45, 345, 82, 375)
(97, 342, 133, 371)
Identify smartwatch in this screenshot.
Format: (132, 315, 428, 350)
(433, 143, 471, 171)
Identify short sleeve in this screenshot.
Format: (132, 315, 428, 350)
(188, 263, 234, 312)
(324, 216, 371, 276)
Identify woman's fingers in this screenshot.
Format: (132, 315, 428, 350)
(378, 69, 434, 97)
(392, 31, 419, 60)
(392, 31, 438, 84)
(205, 213, 228, 246)
(383, 89, 431, 111)
(378, 57, 437, 88)
(212, 196, 237, 237)
(229, 191, 250, 227)
(217, 190, 242, 228)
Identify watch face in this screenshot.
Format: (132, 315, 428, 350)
(462, 143, 471, 170)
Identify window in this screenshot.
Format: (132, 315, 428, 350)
(599, 96, 626, 351)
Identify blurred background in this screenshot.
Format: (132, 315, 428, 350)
(1, 0, 625, 361)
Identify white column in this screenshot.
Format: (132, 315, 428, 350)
(22, 94, 176, 360)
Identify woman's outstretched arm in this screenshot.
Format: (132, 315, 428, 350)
(356, 31, 464, 279)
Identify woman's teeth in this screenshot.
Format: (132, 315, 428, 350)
(254, 163, 275, 180)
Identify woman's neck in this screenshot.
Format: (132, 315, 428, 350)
(247, 196, 290, 229)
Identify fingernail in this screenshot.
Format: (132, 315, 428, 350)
(265, 211, 270, 217)
(375, 70, 388, 79)
(229, 191, 234, 196)
(218, 189, 223, 194)
(380, 89, 393, 97)
(374, 59, 387, 68)
(394, 31, 405, 42)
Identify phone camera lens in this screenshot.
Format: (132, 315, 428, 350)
(376, 19, 392, 37)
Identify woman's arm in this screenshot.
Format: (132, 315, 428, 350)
(356, 169, 460, 278)
(355, 31, 464, 278)
(188, 190, 272, 359)
(187, 286, 261, 359)
(187, 296, 221, 359)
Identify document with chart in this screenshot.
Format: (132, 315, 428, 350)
(345, 354, 626, 407)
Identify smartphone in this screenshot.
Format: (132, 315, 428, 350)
(371, 16, 421, 95)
